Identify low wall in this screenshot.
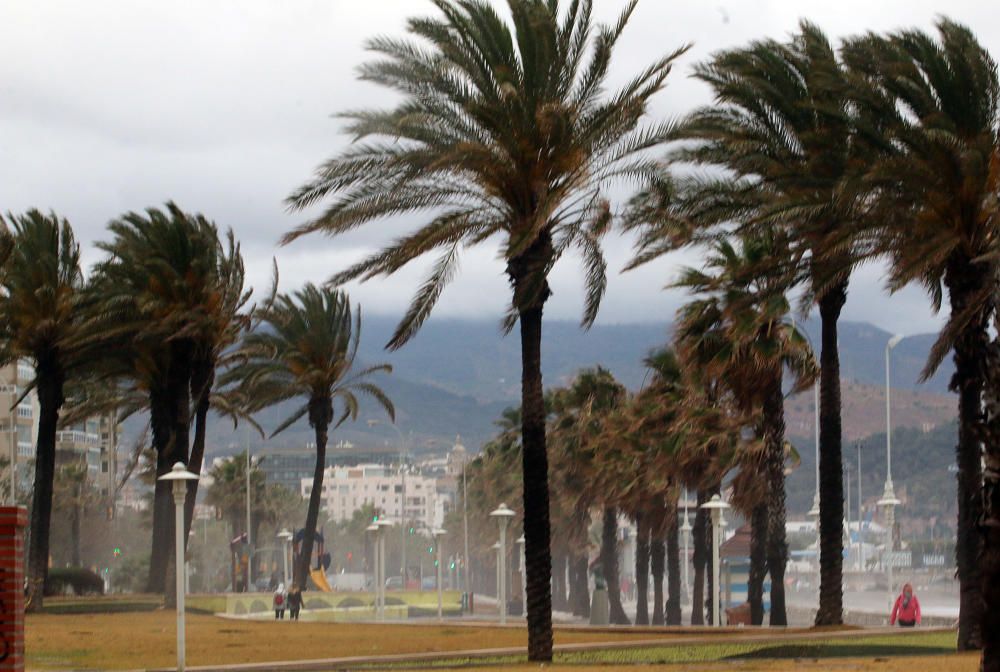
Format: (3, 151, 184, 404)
(225, 590, 463, 619)
(786, 605, 956, 628)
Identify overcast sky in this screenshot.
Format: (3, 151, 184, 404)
(3, 0, 996, 338)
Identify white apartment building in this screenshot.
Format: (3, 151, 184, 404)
(0, 360, 120, 500)
(302, 464, 447, 531)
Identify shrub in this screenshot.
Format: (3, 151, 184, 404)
(45, 567, 105, 596)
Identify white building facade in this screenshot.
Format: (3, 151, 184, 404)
(302, 464, 447, 531)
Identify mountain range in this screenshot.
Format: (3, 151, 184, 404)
(197, 315, 959, 463)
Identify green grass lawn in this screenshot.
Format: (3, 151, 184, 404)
(355, 630, 957, 669)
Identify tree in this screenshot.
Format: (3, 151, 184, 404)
(0, 210, 88, 611)
(91, 203, 230, 593)
(673, 232, 815, 625)
(282, 1, 686, 659)
(841, 19, 1000, 650)
(223, 285, 393, 589)
(626, 22, 864, 625)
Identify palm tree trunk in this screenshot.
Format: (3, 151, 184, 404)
(764, 373, 789, 626)
(146, 389, 172, 594)
(748, 503, 767, 625)
(980, 339, 1000, 672)
(665, 505, 682, 625)
(518, 302, 554, 660)
(183, 364, 214, 550)
(945, 261, 987, 651)
(650, 519, 665, 626)
(568, 551, 589, 617)
(691, 490, 709, 626)
(147, 341, 193, 595)
(601, 507, 630, 625)
(815, 283, 846, 626)
(26, 361, 64, 613)
(635, 512, 650, 625)
(295, 417, 328, 589)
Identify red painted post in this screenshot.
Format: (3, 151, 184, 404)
(0, 507, 26, 671)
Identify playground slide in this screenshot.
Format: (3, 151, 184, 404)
(309, 567, 333, 592)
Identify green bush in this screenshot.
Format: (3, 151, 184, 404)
(45, 567, 105, 596)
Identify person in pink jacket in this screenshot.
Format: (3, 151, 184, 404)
(890, 582, 921, 627)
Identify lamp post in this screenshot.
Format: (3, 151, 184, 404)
(881, 334, 903, 616)
(462, 461, 470, 598)
(158, 463, 200, 672)
(277, 529, 293, 588)
(515, 534, 526, 617)
(700, 495, 730, 628)
(883, 335, 903, 503)
(369, 419, 407, 582)
(489, 503, 515, 624)
(367, 523, 382, 621)
(433, 528, 446, 621)
(680, 506, 692, 605)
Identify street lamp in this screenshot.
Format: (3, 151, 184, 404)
(433, 528, 446, 621)
(489, 502, 515, 625)
(515, 534, 526, 617)
(366, 522, 383, 621)
(883, 334, 904, 502)
(369, 419, 407, 583)
(700, 494, 730, 628)
(878, 492, 901, 618)
(158, 463, 200, 672)
(277, 529, 293, 588)
(680, 504, 692, 605)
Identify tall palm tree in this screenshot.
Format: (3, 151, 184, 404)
(223, 284, 393, 589)
(282, 1, 686, 658)
(841, 19, 1000, 650)
(673, 232, 816, 625)
(626, 22, 860, 625)
(91, 203, 228, 593)
(0, 210, 87, 611)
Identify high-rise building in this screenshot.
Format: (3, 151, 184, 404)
(0, 360, 39, 497)
(0, 360, 120, 501)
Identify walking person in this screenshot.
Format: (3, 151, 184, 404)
(288, 585, 303, 621)
(273, 583, 287, 620)
(890, 582, 921, 627)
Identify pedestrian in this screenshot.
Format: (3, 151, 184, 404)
(890, 582, 921, 627)
(273, 583, 286, 619)
(288, 584, 303, 621)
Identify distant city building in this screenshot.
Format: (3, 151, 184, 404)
(303, 463, 453, 532)
(0, 360, 39, 493)
(0, 361, 119, 499)
(259, 441, 403, 492)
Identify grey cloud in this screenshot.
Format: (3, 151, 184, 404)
(1, 0, 994, 337)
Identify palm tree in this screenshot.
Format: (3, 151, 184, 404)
(841, 19, 1000, 650)
(626, 22, 860, 625)
(0, 210, 87, 611)
(673, 232, 816, 625)
(91, 203, 229, 593)
(222, 284, 393, 589)
(282, 1, 686, 658)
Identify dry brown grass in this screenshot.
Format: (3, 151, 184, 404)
(26, 611, 685, 670)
